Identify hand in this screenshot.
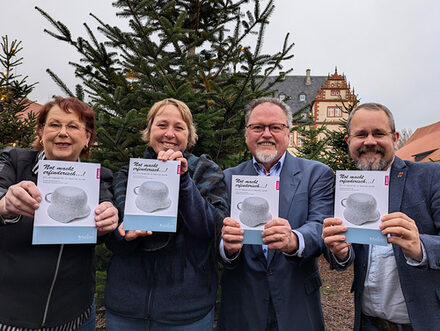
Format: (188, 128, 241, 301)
(222, 217, 243, 257)
(262, 217, 297, 254)
(380, 212, 422, 261)
(0, 181, 41, 218)
(322, 218, 350, 261)
(117, 222, 152, 241)
(94, 201, 119, 236)
(157, 149, 188, 174)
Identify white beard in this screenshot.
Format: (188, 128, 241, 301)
(255, 149, 278, 165)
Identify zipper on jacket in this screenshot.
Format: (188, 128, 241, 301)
(41, 244, 64, 327)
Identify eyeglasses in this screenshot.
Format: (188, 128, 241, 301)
(44, 122, 86, 134)
(246, 123, 289, 134)
(349, 130, 395, 140)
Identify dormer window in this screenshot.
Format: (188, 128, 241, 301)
(299, 93, 306, 102)
(279, 93, 286, 101)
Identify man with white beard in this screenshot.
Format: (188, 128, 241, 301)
(322, 103, 440, 331)
(218, 97, 334, 331)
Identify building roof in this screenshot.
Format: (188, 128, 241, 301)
(396, 121, 440, 162)
(265, 72, 327, 114)
(16, 101, 42, 120)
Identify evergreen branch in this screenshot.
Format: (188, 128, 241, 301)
(45, 69, 75, 96)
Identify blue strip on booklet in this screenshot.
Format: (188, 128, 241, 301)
(242, 229, 263, 245)
(32, 226, 97, 244)
(345, 227, 387, 246)
(124, 215, 177, 232)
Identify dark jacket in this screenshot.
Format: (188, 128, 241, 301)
(328, 157, 440, 331)
(105, 147, 229, 325)
(0, 148, 114, 329)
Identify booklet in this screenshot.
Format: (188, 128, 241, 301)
(123, 158, 180, 232)
(334, 170, 389, 246)
(33, 160, 100, 244)
(230, 175, 279, 245)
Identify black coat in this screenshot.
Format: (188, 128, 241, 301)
(0, 148, 113, 328)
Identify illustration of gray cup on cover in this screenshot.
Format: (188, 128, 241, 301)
(238, 196, 272, 228)
(341, 192, 380, 226)
(134, 181, 171, 213)
(46, 186, 91, 223)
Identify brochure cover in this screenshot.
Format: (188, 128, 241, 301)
(123, 158, 180, 232)
(33, 160, 100, 244)
(230, 175, 279, 245)
(335, 170, 389, 246)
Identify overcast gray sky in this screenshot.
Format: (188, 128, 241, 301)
(1, 0, 439, 131)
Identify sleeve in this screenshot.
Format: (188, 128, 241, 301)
(178, 155, 229, 240)
(418, 165, 440, 270)
(294, 165, 334, 259)
(0, 148, 25, 224)
(98, 166, 114, 204)
(0, 148, 17, 198)
(324, 245, 355, 271)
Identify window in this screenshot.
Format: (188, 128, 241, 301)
(331, 90, 340, 96)
(279, 93, 286, 101)
(296, 133, 303, 147)
(299, 93, 306, 102)
(327, 106, 342, 117)
(327, 107, 335, 117)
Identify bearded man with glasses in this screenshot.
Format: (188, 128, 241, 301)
(323, 103, 440, 331)
(218, 97, 334, 331)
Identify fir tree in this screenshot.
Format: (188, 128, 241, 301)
(36, 0, 294, 170)
(292, 122, 329, 164)
(323, 101, 357, 170)
(0, 36, 37, 150)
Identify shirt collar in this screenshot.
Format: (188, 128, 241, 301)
(252, 151, 287, 176)
(32, 151, 46, 175)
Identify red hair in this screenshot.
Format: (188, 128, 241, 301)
(33, 96, 96, 158)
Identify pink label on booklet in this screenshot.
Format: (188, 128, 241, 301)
(276, 181, 280, 190)
(96, 168, 101, 179)
(177, 165, 181, 174)
(385, 175, 389, 186)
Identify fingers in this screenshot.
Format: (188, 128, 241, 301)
(262, 218, 297, 253)
(380, 212, 422, 260)
(322, 218, 347, 239)
(222, 217, 243, 255)
(157, 150, 188, 174)
(157, 150, 182, 161)
(321, 218, 350, 259)
(117, 222, 152, 241)
(2, 181, 41, 218)
(95, 202, 119, 236)
(177, 157, 188, 174)
(124, 230, 152, 241)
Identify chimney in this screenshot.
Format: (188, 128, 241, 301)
(305, 69, 311, 85)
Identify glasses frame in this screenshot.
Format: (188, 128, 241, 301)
(246, 123, 289, 134)
(43, 121, 87, 135)
(349, 130, 395, 141)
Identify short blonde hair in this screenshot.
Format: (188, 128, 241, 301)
(141, 98, 198, 149)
